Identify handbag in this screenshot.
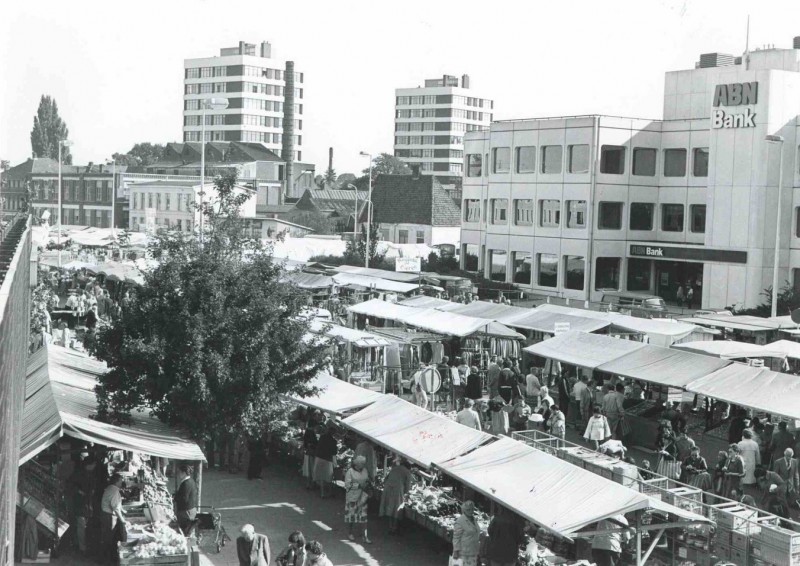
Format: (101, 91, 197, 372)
(657, 455, 681, 479)
(620, 416, 632, 437)
(448, 557, 464, 566)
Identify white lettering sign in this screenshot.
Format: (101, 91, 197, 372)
(711, 108, 756, 129)
(395, 257, 421, 273)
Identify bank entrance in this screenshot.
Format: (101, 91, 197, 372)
(654, 261, 703, 308)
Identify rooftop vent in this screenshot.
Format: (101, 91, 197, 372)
(698, 53, 735, 68)
(794, 36, 800, 49)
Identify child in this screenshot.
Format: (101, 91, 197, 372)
(583, 405, 611, 450)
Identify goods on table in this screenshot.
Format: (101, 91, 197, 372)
(139, 466, 176, 522)
(119, 523, 187, 561)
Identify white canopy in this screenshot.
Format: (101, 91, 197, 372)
(436, 437, 706, 537)
(679, 314, 784, 333)
(308, 320, 390, 348)
(333, 272, 420, 294)
(438, 301, 530, 325)
(686, 364, 800, 420)
(597, 344, 731, 388)
(764, 339, 800, 360)
(287, 372, 383, 415)
(347, 298, 417, 320)
(672, 340, 788, 361)
(400, 308, 524, 339)
(340, 395, 494, 469)
(524, 331, 646, 369)
(398, 296, 453, 309)
(509, 310, 610, 334)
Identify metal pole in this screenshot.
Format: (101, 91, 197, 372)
(771, 141, 784, 318)
(58, 142, 62, 268)
(111, 160, 116, 237)
(200, 102, 206, 242)
(354, 189, 358, 243)
(365, 156, 372, 268)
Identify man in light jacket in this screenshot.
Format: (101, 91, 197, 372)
(237, 524, 271, 566)
(456, 399, 482, 431)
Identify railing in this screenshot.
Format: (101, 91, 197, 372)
(0, 213, 27, 283)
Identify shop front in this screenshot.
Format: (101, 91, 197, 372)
(627, 243, 748, 309)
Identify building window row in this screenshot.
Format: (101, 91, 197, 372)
(132, 192, 190, 212)
(601, 145, 709, 177)
(598, 201, 706, 233)
(185, 66, 227, 79)
(396, 95, 492, 108)
(185, 83, 228, 94)
(30, 179, 112, 203)
(395, 135, 463, 146)
(479, 248, 584, 290)
(186, 67, 303, 82)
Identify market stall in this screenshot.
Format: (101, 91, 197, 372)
(286, 371, 383, 415)
(307, 320, 391, 385)
(672, 339, 788, 370)
(435, 300, 530, 325)
(523, 330, 647, 371)
(678, 313, 785, 345)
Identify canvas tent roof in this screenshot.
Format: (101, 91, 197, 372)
(436, 437, 709, 537)
(347, 298, 417, 320)
(332, 273, 421, 294)
(332, 265, 421, 283)
(400, 308, 524, 339)
(523, 331, 647, 369)
(765, 339, 800, 360)
(308, 320, 390, 348)
(398, 296, 453, 309)
(597, 344, 731, 388)
(287, 372, 383, 415)
(679, 314, 784, 333)
(686, 364, 800, 420)
(340, 395, 493, 469)
(21, 345, 206, 465)
(672, 340, 788, 360)
(437, 301, 530, 324)
(509, 310, 610, 334)
(282, 271, 334, 290)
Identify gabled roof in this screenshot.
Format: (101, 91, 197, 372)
(162, 142, 283, 166)
(370, 174, 461, 226)
(6, 158, 127, 178)
(296, 188, 369, 218)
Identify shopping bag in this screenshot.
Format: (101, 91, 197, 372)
(620, 416, 632, 437)
(448, 557, 463, 566)
(657, 456, 681, 479)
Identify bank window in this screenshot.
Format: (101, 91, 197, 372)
(489, 250, 507, 282)
(600, 145, 626, 174)
(693, 147, 709, 177)
(464, 199, 481, 222)
(484, 153, 489, 177)
(537, 254, 558, 287)
(627, 258, 651, 292)
(568, 144, 590, 173)
(664, 149, 687, 177)
(662, 204, 684, 232)
(492, 147, 511, 173)
(541, 145, 563, 174)
(564, 255, 585, 291)
(513, 252, 532, 285)
(598, 202, 623, 230)
(566, 200, 586, 229)
(491, 199, 508, 224)
(467, 154, 482, 177)
(398, 230, 408, 244)
(539, 199, 561, 227)
(594, 257, 622, 291)
(463, 244, 479, 272)
(629, 202, 655, 231)
(690, 204, 706, 233)
(632, 148, 656, 176)
(515, 146, 536, 173)
(514, 199, 534, 226)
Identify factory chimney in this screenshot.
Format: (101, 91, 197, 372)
(281, 60, 296, 200)
(328, 147, 333, 171)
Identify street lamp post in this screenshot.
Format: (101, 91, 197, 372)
(58, 139, 73, 268)
(359, 151, 372, 268)
(106, 158, 116, 237)
(199, 98, 229, 242)
(347, 183, 359, 243)
(766, 134, 785, 318)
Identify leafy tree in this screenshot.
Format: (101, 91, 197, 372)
(90, 174, 329, 439)
(344, 222, 384, 267)
(283, 210, 337, 235)
(362, 153, 411, 178)
(735, 281, 800, 318)
(337, 173, 357, 188)
(323, 167, 338, 187)
(30, 95, 71, 164)
(112, 143, 166, 167)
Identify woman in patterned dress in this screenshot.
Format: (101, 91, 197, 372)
(344, 455, 372, 544)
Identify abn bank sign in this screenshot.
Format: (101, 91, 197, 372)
(711, 81, 758, 129)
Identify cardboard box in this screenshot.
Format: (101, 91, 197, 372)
(732, 531, 750, 551)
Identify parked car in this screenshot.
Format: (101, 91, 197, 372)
(599, 291, 668, 318)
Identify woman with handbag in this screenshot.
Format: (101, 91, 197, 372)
(313, 424, 338, 499)
(452, 500, 481, 566)
(723, 444, 746, 498)
(584, 405, 611, 450)
(656, 438, 680, 480)
(712, 450, 730, 494)
(344, 455, 372, 544)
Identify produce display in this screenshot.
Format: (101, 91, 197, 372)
(405, 484, 490, 534)
(120, 523, 187, 560)
(139, 465, 176, 522)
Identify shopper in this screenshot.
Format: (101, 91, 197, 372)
(510, 396, 532, 432)
(465, 366, 483, 401)
(755, 467, 787, 507)
(548, 404, 566, 439)
(174, 464, 198, 536)
(236, 524, 271, 566)
(314, 424, 338, 499)
(713, 450, 730, 494)
(354, 438, 377, 482)
(303, 540, 333, 566)
(676, 285, 685, 307)
(770, 423, 796, 466)
(739, 429, 761, 486)
(591, 514, 631, 566)
(570, 375, 588, 429)
(413, 383, 428, 410)
(675, 432, 697, 462)
(486, 506, 525, 566)
(302, 422, 318, 490)
(246, 436, 266, 480)
(525, 366, 542, 407)
(680, 446, 708, 486)
(602, 384, 626, 439)
(99, 474, 126, 563)
(380, 455, 412, 533)
(724, 444, 746, 497)
(487, 356, 501, 397)
(344, 455, 372, 544)
(275, 530, 306, 566)
(489, 395, 514, 436)
(584, 405, 611, 450)
(452, 500, 481, 566)
(765, 484, 791, 524)
(773, 448, 799, 504)
(456, 398, 483, 431)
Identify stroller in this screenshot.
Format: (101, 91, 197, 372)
(191, 506, 231, 553)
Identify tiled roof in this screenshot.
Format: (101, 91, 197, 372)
(370, 174, 461, 226)
(296, 189, 369, 218)
(161, 141, 283, 165)
(5, 158, 127, 178)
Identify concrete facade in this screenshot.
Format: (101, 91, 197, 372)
(461, 47, 800, 310)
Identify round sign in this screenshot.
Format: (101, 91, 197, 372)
(418, 367, 441, 394)
(791, 308, 800, 324)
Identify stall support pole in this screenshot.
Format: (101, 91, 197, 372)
(635, 512, 642, 566)
(197, 460, 203, 508)
(640, 528, 665, 565)
(383, 454, 389, 481)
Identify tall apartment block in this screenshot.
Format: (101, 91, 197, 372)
(183, 41, 304, 162)
(394, 75, 493, 182)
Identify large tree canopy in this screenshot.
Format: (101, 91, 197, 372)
(112, 143, 166, 167)
(30, 95, 71, 164)
(91, 174, 328, 439)
(362, 153, 411, 177)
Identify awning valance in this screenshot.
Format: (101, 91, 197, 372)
(524, 331, 646, 369)
(760, 339, 800, 360)
(20, 345, 206, 465)
(340, 395, 493, 469)
(287, 372, 383, 415)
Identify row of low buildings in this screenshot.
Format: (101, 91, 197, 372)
(458, 38, 800, 311)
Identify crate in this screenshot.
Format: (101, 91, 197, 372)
(730, 546, 748, 565)
(664, 486, 703, 506)
(119, 552, 189, 565)
(707, 501, 743, 523)
(758, 542, 800, 566)
(714, 543, 731, 561)
(731, 531, 750, 551)
(640, 476, 669, 502)
(758, 526, 800, 553)
(717, 505, 759, 531)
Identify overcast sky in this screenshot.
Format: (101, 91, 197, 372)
(2, 0, 799, 174)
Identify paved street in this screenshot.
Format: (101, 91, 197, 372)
(196, 460, 449, 566)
